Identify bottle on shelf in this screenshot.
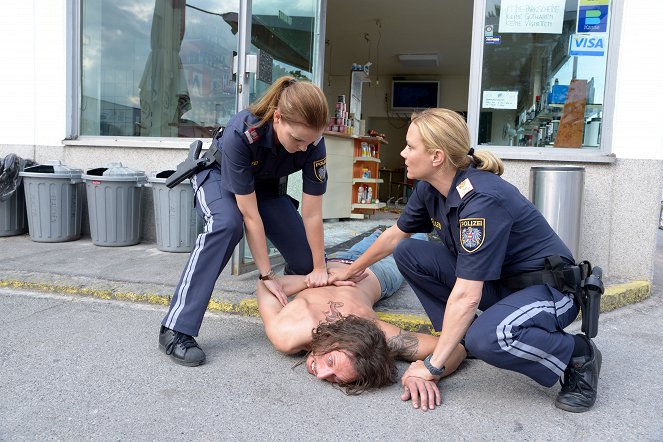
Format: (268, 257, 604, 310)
(366, 187, 373, 203)
(357, 185, 364, 203)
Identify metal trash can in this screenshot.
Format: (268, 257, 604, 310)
(0, 184, 27, 237)
(529, 166, 585, 259)
(83, 162, 147, 247)
(147, 170, 203, 252)
(19, 160, 84, 242)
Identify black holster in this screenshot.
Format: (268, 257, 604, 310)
(577, 261, 604, 338)
(502, 256, 604, 338)
(165, 128, 224, 189)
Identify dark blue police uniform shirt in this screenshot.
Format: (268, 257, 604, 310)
(217, 110, 327, 196)
(397, 166, 573, 282)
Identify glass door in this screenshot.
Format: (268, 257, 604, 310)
(231, 0, 325, 274)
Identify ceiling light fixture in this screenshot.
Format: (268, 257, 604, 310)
(397, 53, 439, 68)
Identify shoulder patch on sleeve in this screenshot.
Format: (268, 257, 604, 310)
(244, 127, 260, 144)
(460, 218, 485, 253)
(313, 157, 327, 181)
(456, 178, 474, 199)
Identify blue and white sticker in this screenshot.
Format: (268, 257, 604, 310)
(569, 33, 606, 57)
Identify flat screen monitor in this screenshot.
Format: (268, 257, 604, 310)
(391, 80, 439, 113)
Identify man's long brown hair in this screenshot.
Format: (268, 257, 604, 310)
(310, 315, 397, 395)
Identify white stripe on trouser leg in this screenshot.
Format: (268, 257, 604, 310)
(495, 295, 575, 377)
(165, 184, 213, 329)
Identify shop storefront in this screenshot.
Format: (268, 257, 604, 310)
(1, 0, 661, 281)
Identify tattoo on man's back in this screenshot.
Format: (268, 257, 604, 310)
(387, 330, 419, 360)
(323, 301, 344, 322)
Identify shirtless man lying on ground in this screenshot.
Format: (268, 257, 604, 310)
(257, 230, 467, 410)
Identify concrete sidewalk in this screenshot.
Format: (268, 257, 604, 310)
(0, 220, 655, 333)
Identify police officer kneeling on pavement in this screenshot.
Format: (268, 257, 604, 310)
(328, 108, 604, 413)
(159, 76, 331, 367)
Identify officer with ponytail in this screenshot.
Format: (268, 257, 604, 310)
(329, 108, 601, 413)
(160, 76, 330, 367)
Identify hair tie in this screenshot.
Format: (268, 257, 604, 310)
(467, 148, 475, 156)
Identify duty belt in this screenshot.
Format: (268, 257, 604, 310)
(501, 255, 604, 338)
(501, 255, 581, 294)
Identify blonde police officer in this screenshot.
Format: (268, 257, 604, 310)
(160, 77, 330, 366)
(329, 108, 601, 413)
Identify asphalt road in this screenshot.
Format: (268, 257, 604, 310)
(2, 277, 663, 441)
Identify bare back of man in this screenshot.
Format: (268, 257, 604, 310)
(257, 261, 465, 379)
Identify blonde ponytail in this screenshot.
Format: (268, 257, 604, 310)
(411, 108, 504, 176)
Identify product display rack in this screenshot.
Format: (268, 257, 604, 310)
(350, 136, 387, 218)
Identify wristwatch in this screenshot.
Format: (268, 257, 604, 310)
(259, 270, 276, 281)
(423, 354, 445, 377)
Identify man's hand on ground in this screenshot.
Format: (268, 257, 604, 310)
(263, 278, 288, 306)
(401, 375, 441, 411)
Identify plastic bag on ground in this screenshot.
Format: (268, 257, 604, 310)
(0, 154, 37, 201)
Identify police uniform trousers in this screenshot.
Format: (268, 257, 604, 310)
(162, 166, 314, 337)
(393, 237, 579, 387)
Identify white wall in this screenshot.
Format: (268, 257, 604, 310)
(0, 0, 68, 150)
(611, 0, 663, 160)
(0, 2, 35, 147)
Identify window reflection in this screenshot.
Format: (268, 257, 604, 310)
(479, 0, 610, 149)
(80, 0, 318, 138)
(81, 0, 240, 137)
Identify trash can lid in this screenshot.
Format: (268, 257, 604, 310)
(147, 170, 177, 184)
(19, 160, 83, 179)
(82, 162, 147, 183)
(102, 162, 146, 178)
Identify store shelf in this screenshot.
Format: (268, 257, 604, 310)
(352, 178, 384, 184)
(351, 137, 386, 217)
(520, 103, 604, 128)
(351, 202, 386, 210)
(353, 156, 381, 163)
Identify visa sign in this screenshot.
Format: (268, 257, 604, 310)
(569, 34, 606, 57)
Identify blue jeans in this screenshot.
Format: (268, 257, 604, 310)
(328, 230, 428, 300)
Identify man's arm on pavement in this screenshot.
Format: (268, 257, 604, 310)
(378, 320, 466, 377)
(401, 278, 482, 383)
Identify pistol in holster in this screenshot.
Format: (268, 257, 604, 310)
(166, 129, 224, 189)
(576, 261, 604, 339)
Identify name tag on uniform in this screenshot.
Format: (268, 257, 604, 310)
(456, 178, 474, 199)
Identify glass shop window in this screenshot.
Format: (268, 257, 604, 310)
(479, 0, 612, 149)
(79, 0, 317, 138)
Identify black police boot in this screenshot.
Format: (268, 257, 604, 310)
(159, 326, 206, 367)
(555, 335, 602, 412)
